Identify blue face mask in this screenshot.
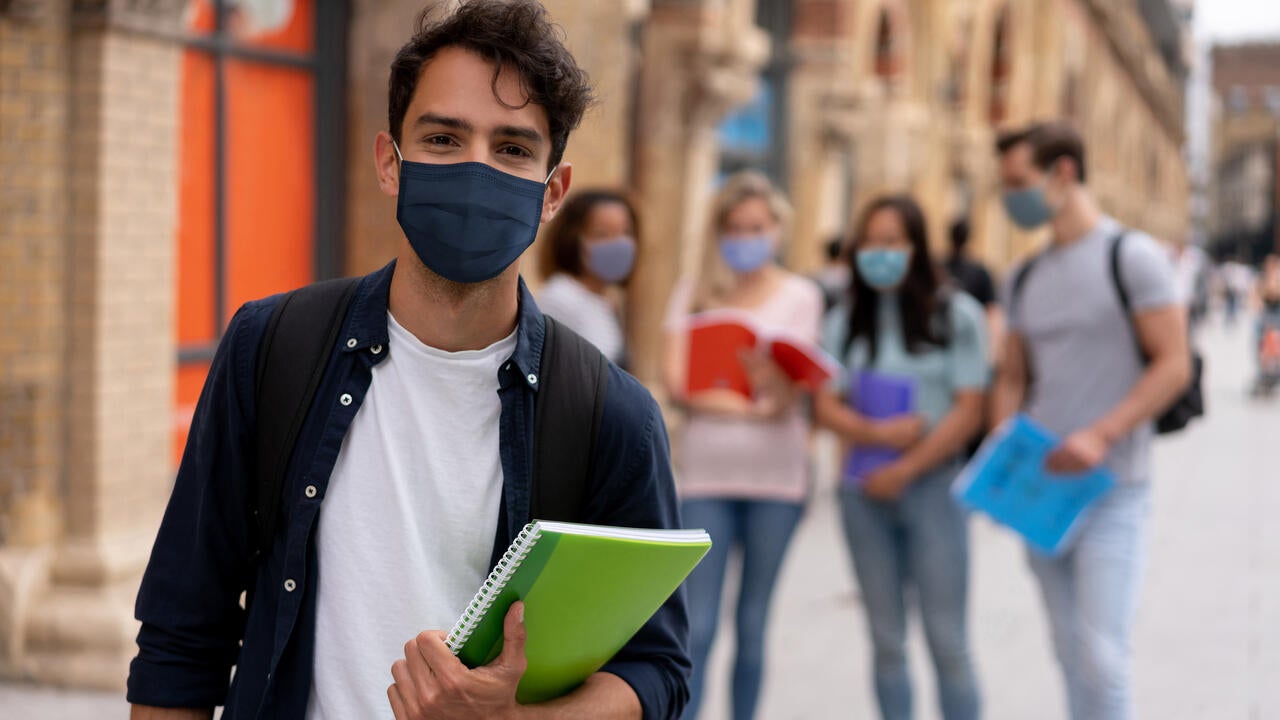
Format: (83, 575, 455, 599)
(1002, 186, 1054, 230)
(718, 235, 775, 274)
(584, 236, 636, 284)
(856, 249, 912, 291)
(394, 141, 554, 284)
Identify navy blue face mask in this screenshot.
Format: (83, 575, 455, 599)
(393, 141, 555, 284)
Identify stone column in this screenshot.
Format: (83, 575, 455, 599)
(627, 0, 767, 390)
(784, 0, 854, 273)
(15, 0, 184, 690)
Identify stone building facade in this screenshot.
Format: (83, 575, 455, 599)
(0, 0, 1188, 691)
(1209, 41, 1280, 262)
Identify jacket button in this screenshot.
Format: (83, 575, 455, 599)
(305, 485, 317, 499)
(527, 373, 538, 385)
(346, 338, 358, 348)
(370, 344, 383, 355)
(284, 579, 297, 592)
(339, 393, 352, 406)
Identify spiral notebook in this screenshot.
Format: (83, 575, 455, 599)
(446, 520, 712, 703)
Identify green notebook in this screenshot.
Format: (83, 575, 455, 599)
(446, 520, 712, 704)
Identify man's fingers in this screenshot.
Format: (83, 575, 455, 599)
(495, 601, 528, 676)
(402, 638, 435, 695)
(389, 661, 422, 718)
(388, 683, 410, 720)
(416, 631, 464, 689)
(1045, 448, 1083, 474)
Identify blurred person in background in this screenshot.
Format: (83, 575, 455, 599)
(813, 233, 853, 312)
(1220, 255, 1254, 328)
(945, 218, 1002, 363)
(1253, 255, 1280, 395)
(537, 189, 639, 367)
(815, 196, 987, 720)
(1170, 238, 1211, 334)
(991, 121, 1189, 720)
(662, 170, 824, 720)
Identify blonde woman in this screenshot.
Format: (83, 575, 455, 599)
(662, 171, 824, 720)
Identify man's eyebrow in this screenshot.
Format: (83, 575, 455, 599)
(413, 113, 474, 133)
(494, 124, 544, 145)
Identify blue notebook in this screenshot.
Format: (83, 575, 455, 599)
(843, 371, 916, 487)
(952, 415, 1116, 556)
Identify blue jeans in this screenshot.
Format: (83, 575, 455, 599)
(680, 497, 804, 720)
(1027, 482, 1151, 720)
(838, 463, 980, 720)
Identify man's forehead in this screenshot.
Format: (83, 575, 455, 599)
(411, 47, 549, 135)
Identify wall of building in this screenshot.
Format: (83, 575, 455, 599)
(1209, 41, 1280, 259)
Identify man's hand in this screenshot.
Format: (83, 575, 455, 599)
(861, 461, 914, 501)
(870, 415, 927, 450)
(1044, 427, 1110, 475)
(389, 602, 528, 720)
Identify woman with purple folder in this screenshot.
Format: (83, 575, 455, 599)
(815, 195, 989, 720)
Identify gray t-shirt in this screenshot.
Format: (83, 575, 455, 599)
(1002, 216, 1177, 483)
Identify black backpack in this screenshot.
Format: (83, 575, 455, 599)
(1010, 230, 1204, 435)
(247, 276, 609, 566)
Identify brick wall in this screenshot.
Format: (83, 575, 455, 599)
(0, 1, 71, 548)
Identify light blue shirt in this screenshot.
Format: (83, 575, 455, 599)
(822, 291, 989, 425)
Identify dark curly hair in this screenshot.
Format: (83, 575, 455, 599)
(387, 0, 596, 170)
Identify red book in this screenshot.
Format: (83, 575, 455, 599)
(685, 310, 841, 399)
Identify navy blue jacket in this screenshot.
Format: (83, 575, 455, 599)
(127, 261, 690, 719)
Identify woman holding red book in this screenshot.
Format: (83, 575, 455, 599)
(815, 195, 988, 720)
(661, 170, 823, 720)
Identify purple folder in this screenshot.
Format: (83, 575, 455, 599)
(843, 371, 916, 486)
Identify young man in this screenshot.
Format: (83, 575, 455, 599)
(127, 3, 689, 719)
(990, 121, 1190, 720)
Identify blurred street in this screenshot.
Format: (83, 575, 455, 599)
(3, 315, 1276, 719)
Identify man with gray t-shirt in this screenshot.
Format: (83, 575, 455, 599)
(990, 122, 1191, 720)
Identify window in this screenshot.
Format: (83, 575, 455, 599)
(989, 6, 1011, 124)
(174, 0, 346, 462)
(1266, 86, 1280, 117)
(717, 0, 791, 187)
(1227, 85, 1250, 115)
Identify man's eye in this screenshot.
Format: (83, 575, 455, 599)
(500, 145, 531, 158)
(426, 135, 456, 146)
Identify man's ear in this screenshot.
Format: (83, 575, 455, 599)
(375, 131, 401, 198)
(540, 162, 573, 224)
(1054, 156, 1080, 185)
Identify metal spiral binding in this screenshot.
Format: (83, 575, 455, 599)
(446, 523, 542, 653)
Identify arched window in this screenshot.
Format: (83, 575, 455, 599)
(989, 6, 1010, 124)
(874, 8, 899, 85)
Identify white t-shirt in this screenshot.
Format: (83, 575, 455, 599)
(307, 313, 514, 720)
(535, 273, 625, 363)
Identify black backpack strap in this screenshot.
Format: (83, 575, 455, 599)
(531, 316, 609, 523)
(251, 276, 361, 564)
(1009, 253, 1042, 325)
(1108, 230, 1149, 363)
